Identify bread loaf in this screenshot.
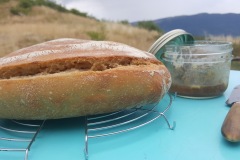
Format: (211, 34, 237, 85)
(0, 38, 171, 120)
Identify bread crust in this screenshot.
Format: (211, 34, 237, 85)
(0, 38, 171, 119)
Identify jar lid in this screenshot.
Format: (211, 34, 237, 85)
(148, 29, 194, 60)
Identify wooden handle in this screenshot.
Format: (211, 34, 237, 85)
(221, 102, 240, 142)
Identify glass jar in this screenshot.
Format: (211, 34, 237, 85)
(162, 41, 233, 98)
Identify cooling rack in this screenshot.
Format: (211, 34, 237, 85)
(84, 93, 175, 159)
(0, 120, 45, 160)
(0, 94, 175, 160)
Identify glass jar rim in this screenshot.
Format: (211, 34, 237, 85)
(165, 40, 232, 47)
(162, 40, 233, 63)
(164, 40, 233, 56)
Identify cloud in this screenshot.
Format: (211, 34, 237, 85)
(63, 1, 105, 18)
(55, 0, 240, 22)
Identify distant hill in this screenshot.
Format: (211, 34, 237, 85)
(153, 13, 240, 37)
(0, 0, 159, 57)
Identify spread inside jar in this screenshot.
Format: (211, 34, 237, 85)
(170, 83, 228, 97)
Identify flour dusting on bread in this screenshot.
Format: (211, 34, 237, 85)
(0, 38, 155, 66)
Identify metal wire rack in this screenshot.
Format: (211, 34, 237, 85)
(0, 94, 174, 160)
(84, 93, 175, 160)
(0, 120, 45, 160)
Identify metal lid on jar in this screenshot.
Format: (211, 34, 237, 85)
(148, 29, 194, 60)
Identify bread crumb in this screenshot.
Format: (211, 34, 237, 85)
(149, 71, 154, 76)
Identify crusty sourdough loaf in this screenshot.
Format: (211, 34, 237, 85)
(0, 38, 171, 120)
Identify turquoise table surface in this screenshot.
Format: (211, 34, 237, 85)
(0, 70, 240, 160)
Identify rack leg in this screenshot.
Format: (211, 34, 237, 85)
(160, 113, 176, 130)
(84, 116, 89, 160)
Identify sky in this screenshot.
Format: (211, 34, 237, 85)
(55, 0, 240, 22)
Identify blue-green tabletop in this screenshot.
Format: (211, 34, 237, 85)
(0, 70, 240, 160)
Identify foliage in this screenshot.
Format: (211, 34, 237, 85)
(10, 0, 90, 18)
(0, 0, 9, 3)
(232, 43, 240, 70)
(37, 0, 68, 12)
(87, 31, 106, 41)
(233, 43, 240, 57)
(231, 61, 240, 70)
(119, 20, 129, 25)
(70, 8, 87, 17)
(10, 0, 33, 15)
(10, 7, 20, 15)
(137, 21, 162, 33)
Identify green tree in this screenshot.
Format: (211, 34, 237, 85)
(137, 21, 162, 33)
